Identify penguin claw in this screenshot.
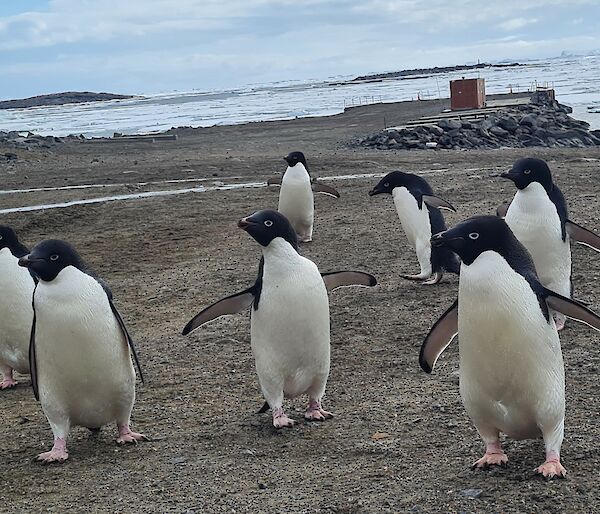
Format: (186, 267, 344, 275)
(273, 415, 295, 429)
(304, 408, 334, 421)
(37, 439, 69, 463)
(401, 273, 429, 281)
(421, 272, 443, 285)
(0, 377, 17, 390)
(116, 426, 147, 445)
(472, 452, 508, 469)
(535, 460, 567, 479)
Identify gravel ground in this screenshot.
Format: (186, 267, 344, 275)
(1, 99, 600, 513)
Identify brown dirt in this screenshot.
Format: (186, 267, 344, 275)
(1, 99, 600, 513)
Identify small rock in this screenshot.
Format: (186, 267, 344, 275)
(461, 488, 483, 499)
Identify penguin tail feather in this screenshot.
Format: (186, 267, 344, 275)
(257, 401, 270, 414)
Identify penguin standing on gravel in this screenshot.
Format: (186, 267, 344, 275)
(267, 151, 340, 242)
(498, 157, 600, 329)
(420, 215, 600, 478)
(19, 240, 145, 463)
(369, 171, 460, 284)
(0, 226, 35, 390)
(183, 210, 376, 428)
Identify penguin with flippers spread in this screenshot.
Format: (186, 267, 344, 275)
(183, 210, 376, 428)
(420, 215, 600, 478)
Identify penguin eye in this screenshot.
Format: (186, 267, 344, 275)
(264, 220, 273, 227)
(50, 254, 59, 261)
(384, 183, 390, 187)
(468, 232, 479, 240)
(524, 169, 531, 175)
(0, 235, 3, 240)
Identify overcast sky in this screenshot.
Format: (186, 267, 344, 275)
(1, 0, 599, 99)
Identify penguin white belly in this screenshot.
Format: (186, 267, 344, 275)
(505, 185, 571, 295)
(35, 267, 135, 428)
(392, 187, 432, 275)
(251, 241, 330, 399)
(458, 251, 564, 439)
(278, 166, 314, 237)
(0, 249, 34, 374)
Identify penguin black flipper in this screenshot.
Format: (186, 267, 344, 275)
(422, 195, 456, 212)
(566, 220, 600, 253)
(312, 183, 340, 198)
(108, 298, 145, 384)
(496, 201, 511, 218)
(29, 287, 40, 401)
(321, 271, 377, 291)
(543, 288, 600, 330)
(182, 287, 255, 335)
(419, 299, 458, 373)
(267, 176, 282, 186)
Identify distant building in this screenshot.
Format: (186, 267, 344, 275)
(450, 78, 486, 110)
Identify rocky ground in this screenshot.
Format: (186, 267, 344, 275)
(1, 98, 600, 513)
(359, 91, 600, 151)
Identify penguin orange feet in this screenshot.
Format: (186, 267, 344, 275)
(116, 424, 147, 444)
(472, 442, 508, 469)
(0, 374, 17, 390)
(421, 272, 443, 285)
(272, 407, 295, 429)
(535, 452, 567, 479)
(37, 438, 69, 463)
(304, 400, 333, 421)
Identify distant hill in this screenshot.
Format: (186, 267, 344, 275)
(0, 91, 137, 110)
(349, 62, 524, 83)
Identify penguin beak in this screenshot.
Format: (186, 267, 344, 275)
(430, 232, 447, 248)
(368, 188, 378, 196)
(500, 170, 518, 182)
(18, 255, 32, 267)
(238, 217, 260, 232)
(431, 231, 463, 248)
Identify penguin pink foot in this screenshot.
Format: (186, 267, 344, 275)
(37, 438, 68, 463)
(535, 452, 566, 479)
(304, 400, 333, 421)
(116, 425, 147, 444)
(0, 373, 17, 389)
(272, 407, 294, 428)
(472, 443, 508, 469)
(401, 273, 429, 281)
(421, 272, 443, 285)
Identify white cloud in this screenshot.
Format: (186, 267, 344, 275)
(497, 17, 538, 31)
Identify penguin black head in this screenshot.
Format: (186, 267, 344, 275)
(0, 226, 29, 257)
(431, 215, 524, 266)
(368, 171, 425, 196)
(501, 157, 553, 192)
(284, 151, 308, 169)
(18, 239, 86, 281)
(238, 210, 298, 250)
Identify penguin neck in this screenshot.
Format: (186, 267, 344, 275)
(513, 182, 554, 211)
(284, 164, 310, 183)
(262, 238, 301, 266)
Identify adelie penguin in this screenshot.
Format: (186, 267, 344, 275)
(19, 240, 145, 463)
(267, 151, 340, 242)
(498, 157, 600, 329)
(369, 171, 460, 284)
(420, 216, 600, 478)
(0, 226, 35, 390)
(183, 209, 376, 428)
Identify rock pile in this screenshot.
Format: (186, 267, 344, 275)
(0, 131, 84, 154)
(357, 91, 600, 150)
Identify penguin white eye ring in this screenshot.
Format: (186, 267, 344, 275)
(469, 232, 479, 240)
(264, 220, 273, 227)
(524, 169, 531, 175)
(50, 254, 59, 261)
(384, 182, 390, 187)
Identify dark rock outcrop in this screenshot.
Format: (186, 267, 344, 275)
(0, 92, 136, 110)
(355, 91, 599, 151)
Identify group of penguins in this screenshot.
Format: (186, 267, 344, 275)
(1, 152, 600, 479)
